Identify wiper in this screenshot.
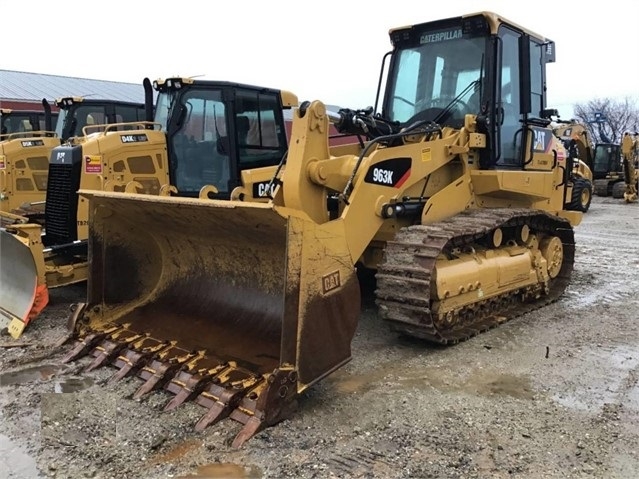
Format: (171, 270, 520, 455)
(434, 78, 480, 124)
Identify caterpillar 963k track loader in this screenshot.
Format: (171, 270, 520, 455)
(62, 11, 582, 447)
(0, 78, 296, 338)
(0, 97, 146, 223)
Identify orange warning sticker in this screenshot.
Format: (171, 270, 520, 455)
(84, 155, 102, 174)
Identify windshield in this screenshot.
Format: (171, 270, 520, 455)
(54, 109, 68, 138)
(154, 92, 174, 130)
(593, 144, 620, 173)
(386, 27, 485, 124)
(169, 88, 229, 196)
(1, 113, 32, 136)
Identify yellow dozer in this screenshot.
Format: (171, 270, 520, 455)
(0, 78, 296, 337)
(620, 132, 638, 203)
(1, 100, 58, 223)
(552, 119, 594, 211)
(0, 97, 146, 224)
(63, 11, 582, 447)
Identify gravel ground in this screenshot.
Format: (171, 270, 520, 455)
(1, 195, 638, 479)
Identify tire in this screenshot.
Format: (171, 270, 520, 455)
(612, 181, 626, 199)
(569, 178, 593, 212)
(593, 179, 610, 197)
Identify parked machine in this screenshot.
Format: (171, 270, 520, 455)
(0, 97, 146, 221)
(620, 132, 638, 203)
(591, 142, 625, 197)
(1, 100, 58, 220)
(552, 119, 594, 211)
(61, 11, 582, 447)
(1, 106, 59, 136)
(0, 78, 296, 338)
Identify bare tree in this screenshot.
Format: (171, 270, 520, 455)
(572, 97, 639, 144)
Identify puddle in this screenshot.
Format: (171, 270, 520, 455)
(470, 373, 535, 399)
(176, 463, 262, 478)
(0, 364, 64, 386)
(0, 434, 41, 478)
(327, 361, 399, 394)
(328, 362, 534, 400)
(397, 368, 535, 400)
(152, 439, 203, 464)
(54, 376, 94, 393)
(552, 346, 639, 412)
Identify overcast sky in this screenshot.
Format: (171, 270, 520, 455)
(1, 0, 636, 119)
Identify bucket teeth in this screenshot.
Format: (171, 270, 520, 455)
(163, 372, 207, 411)
(194, 383, 248, 431)
(133, 360, 178, 400)
(85, 340, 126, 372)
(131, 348, 192, 399)
(232, 416, 265, 449)
(108, 349, 148, 384)
(163, 360, 229, 411)
(228, 368, 299, 445)
(61, 333, 106, 364)
(108, 336, 175, 384)
(66, 328, 301, 447)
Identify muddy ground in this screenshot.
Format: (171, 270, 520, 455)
(1, 196, 638, 479)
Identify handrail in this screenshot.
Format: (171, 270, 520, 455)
(81, 121, 162, 137)
(0, 130, 57, 141)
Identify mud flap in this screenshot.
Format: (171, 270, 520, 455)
(0, 228, 48, 338)
(67, 191, 361, 444)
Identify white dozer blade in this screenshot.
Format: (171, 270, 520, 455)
(0, 229, 38, 336)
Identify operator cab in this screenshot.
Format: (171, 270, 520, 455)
(592, 143, 622, 179)
(1, 109, 59, 137)
(54, 98, 146, 141)
(154, 79, 292, 199)
(381, 12, 556, 171)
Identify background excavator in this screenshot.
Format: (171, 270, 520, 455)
(0, 97, 146, 223)
(0, 78, 296, 338)
(620, 132, 638, 203)
(552, 119, 594, 212)
(591, 142, 627, 198)
(61, 11, 584, 447)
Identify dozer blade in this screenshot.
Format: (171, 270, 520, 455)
(0, 227, 48, 338)
(66, 191, 360, 446)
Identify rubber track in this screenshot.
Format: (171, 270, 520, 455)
(375, 208, 575, 344)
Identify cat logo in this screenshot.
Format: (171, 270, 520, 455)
(253, 181, 277, 198)
(84, 155, 102, 174)
(322, 270, 341, 294)
(532, 127, 552, 152)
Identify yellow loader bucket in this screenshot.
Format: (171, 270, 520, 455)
(0, 227, 48, 338)
(64, 191, 360, 447)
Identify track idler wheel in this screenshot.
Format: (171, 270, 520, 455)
(539, 236, 563, 279)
